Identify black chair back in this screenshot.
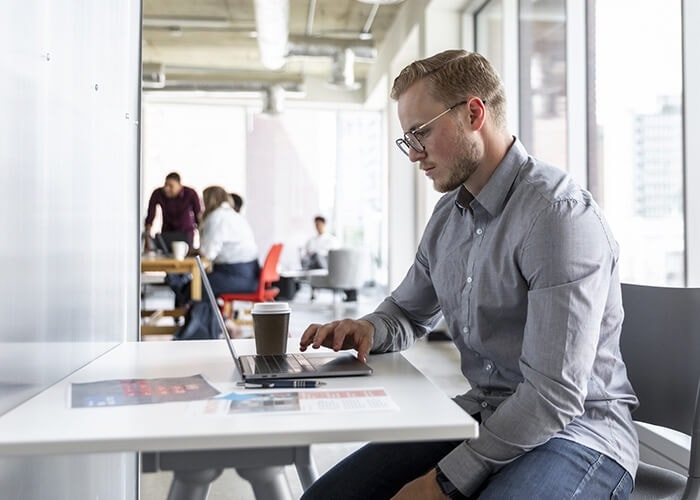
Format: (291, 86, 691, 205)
(620, 283, 700, 434)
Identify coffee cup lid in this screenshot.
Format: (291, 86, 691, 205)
(252, 302, 291, 314)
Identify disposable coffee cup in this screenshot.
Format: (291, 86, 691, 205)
(251, 302, 291, 355)
(171, 241, 189, 261)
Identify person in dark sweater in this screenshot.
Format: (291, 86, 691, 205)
(144, 172, 202, 250)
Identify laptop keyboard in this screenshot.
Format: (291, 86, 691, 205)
(253, 353, 315, 375)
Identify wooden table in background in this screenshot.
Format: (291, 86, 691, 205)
(140, 254, 210, 337)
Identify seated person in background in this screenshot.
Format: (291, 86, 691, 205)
(168, 186, 259, 306)
(302, 216, 357, 302)
(198, 186, 260, 297)
(302, 215, 339, 270)
(144, 171, 201, 251)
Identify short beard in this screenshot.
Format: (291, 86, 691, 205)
(433, 129, 482, 193)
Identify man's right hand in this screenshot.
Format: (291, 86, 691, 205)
(143, 226, 153, 252)
(299, 318, 375, 363)
(143, 234, 152, 252)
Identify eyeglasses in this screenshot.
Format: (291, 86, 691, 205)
(395, 100, 468, 156)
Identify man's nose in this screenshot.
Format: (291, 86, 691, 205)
(408, 148, 426, 163)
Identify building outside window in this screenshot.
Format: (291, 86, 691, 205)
(590, 0, 684, 285)
(519, 0, 568, 169)
(474, 0, 684, 286)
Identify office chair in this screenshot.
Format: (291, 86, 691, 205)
(619, 283, 700, 499)
(309, 248, 366, 303)
(217, 243, 283, 321)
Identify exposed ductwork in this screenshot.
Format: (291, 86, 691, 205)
(144, 74, 303, 115)
(286, 41, 375, 91)
(141, 0, 386, 103)
(147, 80, 303, 94)
(253, 0, 289, 70)
(328, 49, 360, 90)
(142, 63, 166, 89)
(252, 0, 377, 90)
(262, 85, 286, 115)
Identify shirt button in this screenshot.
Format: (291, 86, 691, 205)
(466, 276, 473, 283)
(476, 228, 483, 235)
(484, 362, 493, 371)
(462, 326, 469, 334)
(481, 401, 489, 408)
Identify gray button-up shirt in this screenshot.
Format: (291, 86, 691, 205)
(363, 139, 639, 496)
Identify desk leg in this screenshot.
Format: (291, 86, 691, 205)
(167, 468, 222, 500)
(293, 446, 319, 491)
(147, 446, 315, 500)
(236, 466, 294, 500)
(190, 265, 202, 300)
(190, 262, 202, 301)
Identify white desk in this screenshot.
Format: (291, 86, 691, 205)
(279, 269, 328, 279)
(0, 340, 477, 499)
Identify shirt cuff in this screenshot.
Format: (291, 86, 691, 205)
(437, 442, 492, 497)
(360, 313, 388, 350)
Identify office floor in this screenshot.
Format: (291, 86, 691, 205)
(139, 282, 470, 500)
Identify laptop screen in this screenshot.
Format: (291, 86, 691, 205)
(156, 231, 189, 254)
(195, 256, 241, 365)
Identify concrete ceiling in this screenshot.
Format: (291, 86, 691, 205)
(141, 0, 406, 96)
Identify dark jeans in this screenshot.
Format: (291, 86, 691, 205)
(300, 438, 633, 500)
(167, 259, 259, 307)
(207, 260, 259, 296)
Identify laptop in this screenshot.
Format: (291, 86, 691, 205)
(155, 231, 189, 256)
(195, 256, 373, 381)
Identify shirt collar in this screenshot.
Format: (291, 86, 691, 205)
(453, 137, 529, 217)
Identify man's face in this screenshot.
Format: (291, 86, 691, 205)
(163, 179, 182, 198)
(314, 220, 325, 234)
(397, 80, 483, 193)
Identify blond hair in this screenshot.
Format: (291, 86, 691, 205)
(390, 49, 507, 130)
(201, 186, 233, 222)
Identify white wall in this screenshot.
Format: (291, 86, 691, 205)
(366, 0, 470, 289)
(0, 0, 141, 497)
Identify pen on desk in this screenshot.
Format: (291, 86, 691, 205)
(241, 380, 326, 389)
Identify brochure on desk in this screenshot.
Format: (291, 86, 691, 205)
(70, 374, 220, 408)
(70, 375, 398, 415)
(201, 388, 398, 415)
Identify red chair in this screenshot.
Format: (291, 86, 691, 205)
(217, 243, 284, 319)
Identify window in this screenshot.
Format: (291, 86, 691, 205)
(519, 0, 567, 168)
(590, 0, 683, 285)
(475, 0, 505, 78)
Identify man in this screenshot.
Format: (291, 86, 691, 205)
(302, 216, 358, 302)
(302, 216, 339, 270)
(144, 172, 202, 250)
(299, 50, 638, 499)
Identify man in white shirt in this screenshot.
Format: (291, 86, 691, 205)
(302, 216, 358, 302)
(302, 216, 339, 270)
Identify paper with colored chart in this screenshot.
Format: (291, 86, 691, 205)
(70, 374, 220, 408)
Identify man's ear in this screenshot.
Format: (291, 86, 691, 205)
(467, 97, 487, 131)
